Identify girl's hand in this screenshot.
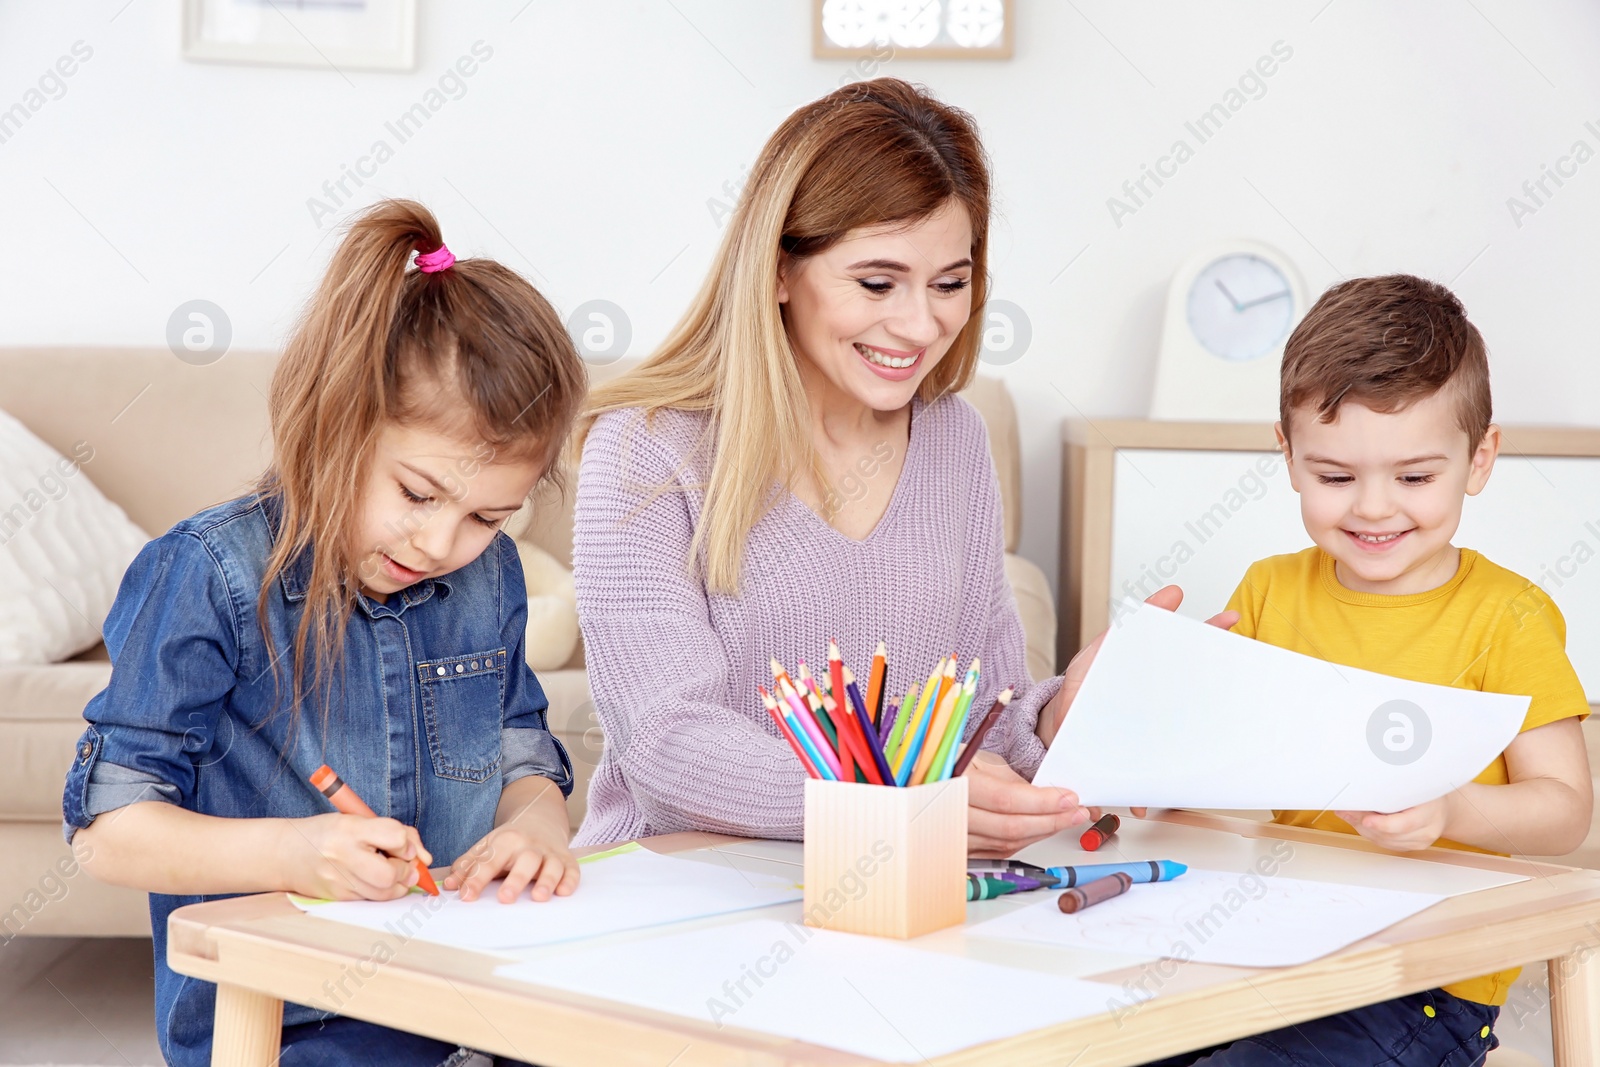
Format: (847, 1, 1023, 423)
(281, 813, 431, 901)
(444, 823, 580, 903)
(1037, 584, 1240, 748)
(966, 752, 1090, 857)
(1336, 798, 1452, 852)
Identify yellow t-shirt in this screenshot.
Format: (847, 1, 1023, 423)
(1225, 546, 1590, 1006)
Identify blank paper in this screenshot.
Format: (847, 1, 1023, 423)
(497, 918, 1136, 1062)
(1034, 601, 1530, 811)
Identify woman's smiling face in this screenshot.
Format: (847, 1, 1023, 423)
(776, 198, 975, 412)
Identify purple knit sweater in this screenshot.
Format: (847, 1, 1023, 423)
(570, 394, 1062, 847)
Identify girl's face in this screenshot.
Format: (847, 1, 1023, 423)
(352, 422, 541, 602)
(777, 198, 975, 413)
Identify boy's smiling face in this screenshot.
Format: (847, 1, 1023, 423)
(1279, 389, 1501, 595)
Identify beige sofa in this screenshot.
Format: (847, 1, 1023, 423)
(0, 347, 1056, 938)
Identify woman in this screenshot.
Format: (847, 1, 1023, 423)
(570, 78, 1204, 854)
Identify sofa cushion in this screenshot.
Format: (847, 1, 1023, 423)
(0, 409, 150, 664)
(0, 661, 113, 819)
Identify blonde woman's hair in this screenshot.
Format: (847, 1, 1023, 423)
(256, 198, 586, 732)
(581, 78, 992, 593)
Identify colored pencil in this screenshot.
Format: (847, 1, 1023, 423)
(912, 658, 973, 786)
(827, 639, 847, 722)
(926, 668, 978, 783)
(882, 686, 915, 756)
(878, 695, 901, 746)
(760, 686, 821, 779)
(822, 690, 883, 785)
(891, 657, 947, 782)
(785, 708, 838, 781)
(800, 661, 849, 779)
(841, 665, 896, 785)
(949, 686, 1013, 778)
(777, 674, 841, 779)
(865, 640, 886, 727)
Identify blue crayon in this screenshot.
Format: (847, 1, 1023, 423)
(1041, 860, 1187, 888)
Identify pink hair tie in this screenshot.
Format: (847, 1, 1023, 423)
(415, 244, 455, 273)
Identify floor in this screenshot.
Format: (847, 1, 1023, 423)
(0, 937, 1560, 1066)
(0, 938, 163, 1066)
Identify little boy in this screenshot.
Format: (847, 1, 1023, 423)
(1151, 274, 1593, 1065)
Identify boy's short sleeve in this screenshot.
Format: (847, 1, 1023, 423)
(1485, 584, 1591, 733)
(62, 531, 241, 841)
(495, 535, 574, 797)
(1224, 560, 1270, 641)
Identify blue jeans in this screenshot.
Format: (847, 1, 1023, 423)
(278, 1016, 540, 1066)
(1143, 989, 1499, 1066)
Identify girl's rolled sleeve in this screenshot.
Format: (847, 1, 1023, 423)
(62, 531, 240, 841)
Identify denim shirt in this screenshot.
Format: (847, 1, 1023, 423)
(61, 491, 572, 1067)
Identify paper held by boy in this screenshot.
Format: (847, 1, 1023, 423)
(1034, 600, 1529, 812)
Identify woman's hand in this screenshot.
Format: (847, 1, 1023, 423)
(965, 752, 1091, 857)
(282, 813, 430, 901)
(1037, 584, 1240, 748)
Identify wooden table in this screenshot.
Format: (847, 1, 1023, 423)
(169, 811, 1600, 1066)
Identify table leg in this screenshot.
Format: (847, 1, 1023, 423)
(211, 983, 284, 1067)
(1549, 945, 1600, 1066)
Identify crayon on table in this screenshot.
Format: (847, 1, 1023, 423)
(994, 872, 1045, 892)
(1079, 812, 1121, 851)
(949, 686, 1013, 778)
(1057, 872, 1133, 914)
(309, 765, 439, 896)
(1043, 860, 1187, 887)
(966, 874, 1021, 901)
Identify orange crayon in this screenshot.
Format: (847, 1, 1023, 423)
(309, 764, 439, 896)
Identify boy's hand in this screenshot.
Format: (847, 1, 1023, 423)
(444, 822, 580, 903)
(282, 813, 431, 901)
(1335, 797, 1452, 852)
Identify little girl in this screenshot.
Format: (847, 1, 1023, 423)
(62, 199, 586, 1067)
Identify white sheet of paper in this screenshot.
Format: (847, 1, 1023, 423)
(288, 847, 802, 954)
(1033, 601, 1531, 811)
(496, 918, 1137, 1062)
(1016, 817, 1532, 898)
(970, 868, 1444, 967)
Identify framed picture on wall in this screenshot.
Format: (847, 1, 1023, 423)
(182, 0, 417, 72)
(814, 0, 1014, 60)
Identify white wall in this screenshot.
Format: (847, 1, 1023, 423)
(4, 0, 1599, 601)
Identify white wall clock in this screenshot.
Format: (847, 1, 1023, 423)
(1150, 241, 1306, 421)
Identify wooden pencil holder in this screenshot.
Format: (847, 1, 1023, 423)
(802, 776, 968, 939)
